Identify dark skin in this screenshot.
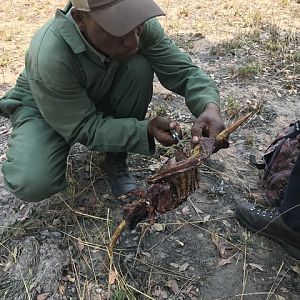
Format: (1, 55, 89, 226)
(71, 9, 225, 147)
(71, 9, 143, 61)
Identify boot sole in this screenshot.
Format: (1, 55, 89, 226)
(236, 213, 300, 260)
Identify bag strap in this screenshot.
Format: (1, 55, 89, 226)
(249, 121, 300, 171)
(249, 154, 265, 169)
(286, 121, 300, 139)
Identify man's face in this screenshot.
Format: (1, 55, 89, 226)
(72, 10, 144, 61)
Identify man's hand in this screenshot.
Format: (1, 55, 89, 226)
(191, 103, 225, 144)
(148, 116, 182, 146)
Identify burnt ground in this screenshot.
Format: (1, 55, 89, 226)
(1, 1, 300, 299)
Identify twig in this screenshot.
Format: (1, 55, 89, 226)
(59, 195, 108, 221)
(107, 220, 127, 267)
(217, 112, 253, 141)
(266, 261, 285, 300)
(241, 242, 248, 300)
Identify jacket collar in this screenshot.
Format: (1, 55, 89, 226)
(53, 9, 107, 64)
(54, 9, 87, 54)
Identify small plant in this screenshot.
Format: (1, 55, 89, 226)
(243, 10, 263, 28)
(151, 103, 167, 117)
(231, 63, 262, 78)
(111, 287, 127, 300)
(0, 53, 10, 67)
(265, 40, 281, 51)
(210, 39, 242, 56)
(280, 0, 290, 6)
(287, 52, 300, 63)
(244, 134, 255, 147)
(224, 95, 241, 117)
(179, 8, 189, 18)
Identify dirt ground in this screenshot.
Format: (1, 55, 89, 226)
(0, 0, 300, 299)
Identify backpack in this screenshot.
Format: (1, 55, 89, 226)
(250, 121, 300, 206)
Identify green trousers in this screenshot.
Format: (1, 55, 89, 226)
(2, 55, 153, 202)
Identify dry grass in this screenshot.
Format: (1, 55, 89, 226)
(1, 0, 300, 90)
(1, 0, 300, 299)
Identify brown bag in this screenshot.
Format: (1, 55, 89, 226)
(250, 121, 300, 206)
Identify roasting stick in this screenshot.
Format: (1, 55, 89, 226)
(107, 111, 253, 266)
(191, 111, 253, 158)
(217, 112, 252, 140)
(107, 219, 127, 262)
(105, 219, 127, 274)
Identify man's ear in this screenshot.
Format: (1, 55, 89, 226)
(71, 9, 87, 32)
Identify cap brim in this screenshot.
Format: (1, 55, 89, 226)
(90, 0, 165, 37)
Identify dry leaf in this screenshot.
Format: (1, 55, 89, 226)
(222, 220, 231, 227)
(66, 274, 76, 282)
(0, 128, 11, 135)
(152, 223, 164, 231)
(109, 270, 117, 285)
(77, 240, 85, 252)
(182, 206, 190, 215)
(52, 218, 61, 226)
(218, 244, 227, 258)
(195, 207, 204, 214)
(160, 156, 169, 164)
(175, 240, 184, 247)
(160, 252, 169, 259)
(211, 233, 226, 258)
(102, 194, 111, 200)
(280, 287, 290, 293)
(211, 233, 219, 247)
(182, 285, 195, 295)
(166, 279, 179, 294)
(152, 286, 168, 299)
(17, 207, 31, 221)
(179, 262, 189, 271)
(291, 265, 300, 274)
(170, 262, 180, 269)
(3, 259, 13, 272)
(248, 263, 264, 272)
(37, 293, 50, 300)
(203, 215, 211, 222)
(165, 93, 173, 101)
(58, 283, 65, 295)
(141, 251, 151, 257)
(218, 258, 232, 266)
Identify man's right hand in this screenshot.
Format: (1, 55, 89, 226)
(148, 117, 181, 146)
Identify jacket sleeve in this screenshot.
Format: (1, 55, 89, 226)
(140, 18, 220, 117)
(26, 40, 152, 155)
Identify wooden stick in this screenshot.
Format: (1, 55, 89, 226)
(216, 112, 252, 141)
(191, 112, 253, 158)
(106, 112, 253, 267)
(107, 219, 127, 266)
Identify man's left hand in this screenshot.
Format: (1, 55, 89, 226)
(191, 103, 225, 144)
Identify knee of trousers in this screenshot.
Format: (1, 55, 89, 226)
(2, 165, 66, 202)
(123, 55, 154, 89)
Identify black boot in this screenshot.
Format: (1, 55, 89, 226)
(102, 152, 139, 197)
(235, 202, 300, 259)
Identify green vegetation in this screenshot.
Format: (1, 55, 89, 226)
(234, 63, 262, 78)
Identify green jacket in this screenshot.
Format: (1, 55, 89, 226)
(0, 8, 220, 155)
